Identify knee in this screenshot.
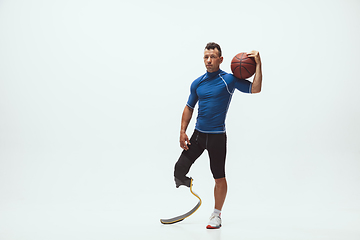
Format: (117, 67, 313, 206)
(215, 177, 227, 187)
(174, 154, 193, 179)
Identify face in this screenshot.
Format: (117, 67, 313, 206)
(203, 48, 223, 73)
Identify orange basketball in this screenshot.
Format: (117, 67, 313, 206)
(231, 52, 256, 79)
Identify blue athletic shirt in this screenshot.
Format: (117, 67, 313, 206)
(186, 69, 252, 133)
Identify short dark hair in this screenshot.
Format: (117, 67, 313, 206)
(205, 42, 222, 57)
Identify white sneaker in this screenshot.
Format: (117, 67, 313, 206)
(206, 213, 222, 229)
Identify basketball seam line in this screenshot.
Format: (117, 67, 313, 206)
(240, 53, 243, 79)
(233, 53, 256, 79)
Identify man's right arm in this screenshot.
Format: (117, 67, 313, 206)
(180, 105, 194, 150)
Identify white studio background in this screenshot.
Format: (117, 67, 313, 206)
(0, 0, 359, 239)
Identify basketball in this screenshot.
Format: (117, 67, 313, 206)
(231, 52, 256, 79)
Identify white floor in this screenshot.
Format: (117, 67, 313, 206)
(1, 197, 359, 240)
(1, 152, 360, 240)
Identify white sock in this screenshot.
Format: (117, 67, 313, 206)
(213, 209, 221, 217)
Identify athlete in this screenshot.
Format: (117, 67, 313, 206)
(173, 42, 262, 229)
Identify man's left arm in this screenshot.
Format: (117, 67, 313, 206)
(248, 50, 262, 94)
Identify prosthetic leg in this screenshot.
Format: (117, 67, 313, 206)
(160, 154, 202, 224)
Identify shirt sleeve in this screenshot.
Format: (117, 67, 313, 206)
(186, 80, 199, 109)
(234, 77, 252, 94)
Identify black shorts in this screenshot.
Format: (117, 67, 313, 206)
(181, 130, 227, 179)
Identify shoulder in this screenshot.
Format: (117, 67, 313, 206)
(219, 70, 234, 78)
(190, 73, 206, 88)
(195, 73, 206, 82)
(219, 70, 237, 82)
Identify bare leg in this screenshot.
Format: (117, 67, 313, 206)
(214, 177, 227, 210)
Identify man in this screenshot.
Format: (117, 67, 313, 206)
(174, 42, 262, 229)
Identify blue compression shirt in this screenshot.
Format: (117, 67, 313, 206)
(186, 69, 252, 133)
